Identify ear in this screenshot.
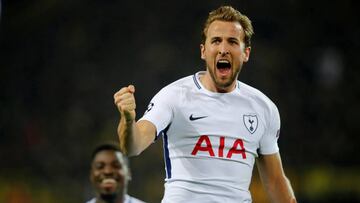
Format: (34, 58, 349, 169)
(127, 169, 132, 181)
(243, 46, 251, 62)
(200, 44, 206, 60)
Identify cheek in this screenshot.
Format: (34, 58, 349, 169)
(91, 172, 100, 179)
(118, 169, 128, 178)
(234, 50, 246, 61)
(203, 44, 218, 56)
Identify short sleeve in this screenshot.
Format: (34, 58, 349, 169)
(139, 86, 176, 139)
(258, 103, 280, 155)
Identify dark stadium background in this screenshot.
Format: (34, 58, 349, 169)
(1, 0, 359, 202)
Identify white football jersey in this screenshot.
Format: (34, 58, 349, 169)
(85, 194, 146, 203)
(140, 71, 280, 203)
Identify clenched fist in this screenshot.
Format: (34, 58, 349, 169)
(114, 85, 136, 121)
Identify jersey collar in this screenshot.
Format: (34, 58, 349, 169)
(193, 71, 240, 95)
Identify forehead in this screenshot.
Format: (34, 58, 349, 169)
(93, 150, 123, 164)
(207, 20, 243, 39)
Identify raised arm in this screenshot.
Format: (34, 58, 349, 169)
(256, 153, 297, 203)
(114, 85, 156, 156)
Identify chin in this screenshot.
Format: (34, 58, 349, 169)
(216, 79, 233, 88)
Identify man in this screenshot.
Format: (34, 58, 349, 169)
(87, 144, 145, 203)
(114, 5, 296, 203)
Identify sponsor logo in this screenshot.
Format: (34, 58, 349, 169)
(191, 135, 246, 159)
(189, 114, 208, 121)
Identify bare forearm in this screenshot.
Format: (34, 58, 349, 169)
(118, 118, 155, 156)
(118, 118, 137, 156)
(256, 154, 297, 203)
(114, 85, 156, 157)
(267, 175, 296, 203)
(114, 85, 142, 156)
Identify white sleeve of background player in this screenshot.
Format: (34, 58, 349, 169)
(139, 86, 175, 139)
(258, 103, 280, 155)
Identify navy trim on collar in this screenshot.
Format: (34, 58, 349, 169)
(193, 74, 201, 89)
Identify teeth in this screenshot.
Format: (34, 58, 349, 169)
(217, 59, 231, 68)
(102, 178, 116, 184)
(218, 59, 230, 64)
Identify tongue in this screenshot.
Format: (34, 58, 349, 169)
(218, 67, 230, 75)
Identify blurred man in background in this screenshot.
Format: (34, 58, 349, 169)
(87, 143, 145, 203)
(114, 5, 296, 203)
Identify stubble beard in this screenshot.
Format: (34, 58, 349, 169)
(207, 63, 241, 90)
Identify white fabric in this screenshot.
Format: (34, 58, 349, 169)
(86, 194, 146, 203)
(140, 71, 280, 203)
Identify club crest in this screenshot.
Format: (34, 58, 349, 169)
(243, 114, 258, 134)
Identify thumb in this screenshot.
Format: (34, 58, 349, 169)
(128, 85, 135, 94)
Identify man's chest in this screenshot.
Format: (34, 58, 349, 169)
(165, 95, 267, 159)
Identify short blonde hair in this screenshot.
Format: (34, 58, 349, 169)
(201, 6, 254, 47)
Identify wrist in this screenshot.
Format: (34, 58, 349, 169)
(121, 112, 135, 123)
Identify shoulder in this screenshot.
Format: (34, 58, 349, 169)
(155, 74, 195, 97)
(125, 194, 147, 203)
(85, 198, 96, 203)
(162, 74, 195, 91)
(238, 81, 279, 117)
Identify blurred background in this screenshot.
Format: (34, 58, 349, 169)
(1, 0, 359, 202)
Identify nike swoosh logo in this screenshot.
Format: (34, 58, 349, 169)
(189, 114, 208, 121)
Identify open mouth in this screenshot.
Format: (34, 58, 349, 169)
(216, 59, 231, 75)
(100, 178, 118, 189)
(217, 59, 231, 69)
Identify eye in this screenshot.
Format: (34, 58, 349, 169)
(112, 162, 122, 169)
(94, 162, 105, 170)
(211, 38, 221, 44)
(229, 39, 239, 45)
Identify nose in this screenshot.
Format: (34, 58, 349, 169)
(218, 43, 230, 56)
(103, 165, 114, 175)
(218, 51, 229, 55)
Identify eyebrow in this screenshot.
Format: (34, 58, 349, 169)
(210, 36, 240, 41)
(210, 36, 221, 41)
(228, 37, 239, 41)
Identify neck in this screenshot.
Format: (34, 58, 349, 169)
(97, 194, 125, 203)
